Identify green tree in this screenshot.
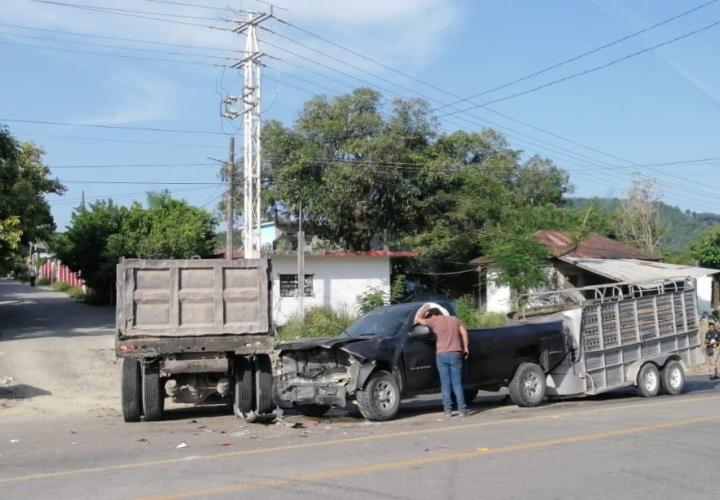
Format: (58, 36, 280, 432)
(691, 227, 720, 268)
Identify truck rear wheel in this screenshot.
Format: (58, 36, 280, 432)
(233, 356, 254, 417)
(661, 360, 685, 396)
(636, 363, 660, 398)
(508, 363, 546, 407)
(356, 370, 401, 421)
(142, 361, 165, 421)
(255, 355, 274, 414)
(121, 358, 142, 422)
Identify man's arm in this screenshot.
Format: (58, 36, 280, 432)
(459, 323, 469, 358)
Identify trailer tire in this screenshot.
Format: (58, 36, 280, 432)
(636, 363, 660, 398)
(661, 360, 685, 396)
(255, 355, 274, 415)
(356, 370, 401, 421)
(233, 356, 255, 417)
(508, 362, 546, 407)
(142, 361, 164, 421)
(121, 358, 142, 422)
(295, 404, 330, 418)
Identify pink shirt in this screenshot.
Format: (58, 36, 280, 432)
(425, 316, 463, 353)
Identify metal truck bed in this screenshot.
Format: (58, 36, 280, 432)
(116, 258, 270, 338)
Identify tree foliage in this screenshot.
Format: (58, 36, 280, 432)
(615, 178, 666, 257)
(691, 227, 720, 269)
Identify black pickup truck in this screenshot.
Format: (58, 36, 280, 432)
(275, 302, 569, 421)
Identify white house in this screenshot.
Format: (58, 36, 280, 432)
(472, 230, 719, 315)
(269, 250, 415, 325)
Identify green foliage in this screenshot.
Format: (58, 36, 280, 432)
(278, 307, 357, 341)
(455, 296, 507, 328)
(358, 287, 389, 314)
(691, 227, 720, 268)
(390, 274, 407, 303)
(51, 281, 72, 292)
(36, 277, 50, 286)
(0, 126, 65, 273)
(67, 286, 86, 301)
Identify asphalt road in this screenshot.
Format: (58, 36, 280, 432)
(1, 279, 720, 499)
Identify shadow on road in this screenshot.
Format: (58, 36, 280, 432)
(0, 383, 52, 400)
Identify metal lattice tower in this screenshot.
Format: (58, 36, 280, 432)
(224, 11, 272, 259)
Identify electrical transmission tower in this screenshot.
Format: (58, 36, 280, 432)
(223, 9, 272, 259)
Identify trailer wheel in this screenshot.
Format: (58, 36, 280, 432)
(255, 355, 274, 415)
(661, 360, 685, 396)
(356, 370, 401, 421)
(636, 363, 660, 398)
(295, 404, 330, 418)
(121, 358, 142, 422)
(233, 356, 255, 417)
(508, 362, 546, 407)
(142, 361, 164, 421)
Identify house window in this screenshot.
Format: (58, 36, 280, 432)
(279, 274, 313, 297)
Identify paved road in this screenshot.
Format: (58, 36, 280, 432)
(1, 278, 720, 499)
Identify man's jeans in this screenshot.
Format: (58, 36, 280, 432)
(436, 351, 466, 412)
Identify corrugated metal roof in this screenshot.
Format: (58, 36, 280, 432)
(536, 230, 658, 260)
(560, 257, 719, 284)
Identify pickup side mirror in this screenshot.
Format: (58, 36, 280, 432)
(409, 324, 431, 338)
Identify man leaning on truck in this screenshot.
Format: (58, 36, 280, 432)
(417, 304, 470, 417)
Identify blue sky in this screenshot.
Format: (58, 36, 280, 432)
(1, 0, 719, 230)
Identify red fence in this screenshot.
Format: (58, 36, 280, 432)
(39, 260, 84, 288)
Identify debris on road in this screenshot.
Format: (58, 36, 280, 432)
(9, 439, 19, 444)
(176, 442, 188, 449)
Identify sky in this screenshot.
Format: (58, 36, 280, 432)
(1, 0, 719, 230)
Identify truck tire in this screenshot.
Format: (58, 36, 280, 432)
(121, 358, 142, 422)
(508, 362, 546, 407)
(295, 404, 330, 417)
(255, 355, 274, 415)
(636, 363, 660, 398)
(234, 356, 255, 417)
(142, 361, 164, 421)
(660, 360, 684, 396)
(356, 370, 401, 421)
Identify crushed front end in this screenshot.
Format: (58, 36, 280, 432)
(275, 347, 360, 408)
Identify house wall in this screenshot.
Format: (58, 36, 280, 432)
(485, 262, 564, 314)
(270, 255, 391, 325)
(697, 275, 713, 314)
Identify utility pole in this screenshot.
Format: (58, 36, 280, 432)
(223, 9, 272, 259)
(225, 136, 235, 259)
(80, 190, 86, 210)
(297, 203, 305, 320)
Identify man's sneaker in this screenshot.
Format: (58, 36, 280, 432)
(443, 410, 453, 418)
(458, 409, 470, 418)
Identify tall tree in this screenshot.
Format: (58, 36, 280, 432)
(615, 177, 666, 256)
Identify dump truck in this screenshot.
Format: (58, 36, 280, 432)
(115, 258, 274, 422)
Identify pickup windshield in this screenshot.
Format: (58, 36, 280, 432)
(341, 306, 413, 338)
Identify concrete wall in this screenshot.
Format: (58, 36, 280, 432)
(485, 263, 561, 314)
(697, 275, 713, 314)
(270, 255, 391, 325)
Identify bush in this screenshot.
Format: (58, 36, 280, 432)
(278, 307, 357, 341)
(51, 282, 72, 292)
(67, 287, 86, 301)
(358, 287, 388, 314)
(36, 277, 50, 286)
(455, 295, 506, 328)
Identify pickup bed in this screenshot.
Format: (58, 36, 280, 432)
(275, 302, 568, 420)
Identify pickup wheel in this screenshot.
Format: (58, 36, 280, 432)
(661, 360, 685, 396)
(637, 363, 660, 398)
(121, 358, 142, 422)
(508, 362, 546, 407)
(295, 404, 330, 418)
(141, 361, 165, 421)
(255, 355, 274, 415)
(356, 370, 401, 421)
(233, 356, 255, 417)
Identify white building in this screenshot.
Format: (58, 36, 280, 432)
(269, 251, 415, 325)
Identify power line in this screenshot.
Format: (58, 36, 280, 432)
(49, 163, 217, 168)
(0, 118, 226, 135)
(145, 0, 257, 14)
(58, 180, 224, 185)
(16, 132, 224, 149)
(441, 18, 720, 116)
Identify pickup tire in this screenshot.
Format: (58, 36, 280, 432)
(295, 404, 330, 417)
(508, 362, 546, 407)
(636, 363, 660, 398)
(121, 358, 142, 422)
(142, 361, 164, 421)
(356, 370, 401, 421)
(660, 360, 685, 396)
(234, 356, 254, 417)
(255, 355, 274, 414)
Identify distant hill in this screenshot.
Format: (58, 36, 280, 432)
(569, 197, 720, 255)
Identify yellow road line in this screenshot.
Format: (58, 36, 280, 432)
(0, 392, 718, 485)
(143, 414, 720, 499)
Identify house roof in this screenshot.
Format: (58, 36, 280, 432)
(470, 230, 657, 265)
(559, 257, 719, 285)
(215, 249, 417, 259)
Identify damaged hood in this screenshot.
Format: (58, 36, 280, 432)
(278, 335, 390, 361)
